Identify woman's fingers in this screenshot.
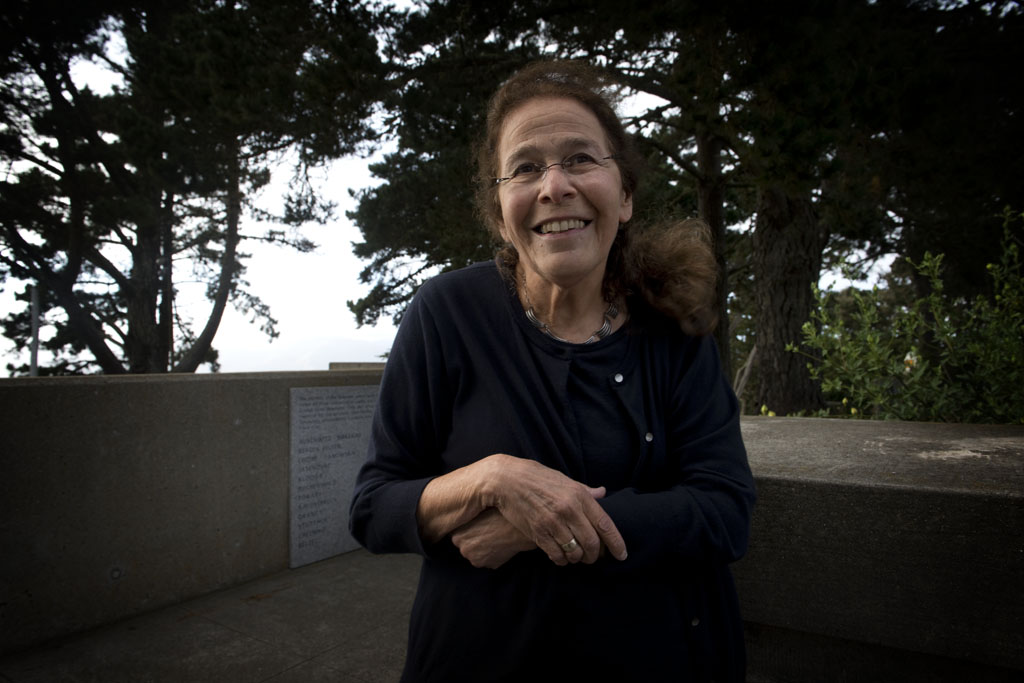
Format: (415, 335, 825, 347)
(563, 496, 625, 563)
(585, 497, 627, 561)
(582, 484, 627, 560)
(487, 455, 627, 565)
(531, 486, 602, 564)
(562, 523, 597, 564)
(451, 508, 534, 569)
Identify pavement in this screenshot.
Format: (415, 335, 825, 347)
(0, 551, 422, 683)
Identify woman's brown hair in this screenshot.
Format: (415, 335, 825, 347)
(476, 61, 718, 336)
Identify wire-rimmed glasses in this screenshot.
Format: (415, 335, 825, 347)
(494, 153, 616, 185)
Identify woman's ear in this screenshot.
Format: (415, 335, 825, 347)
(618, 187, 633, 225)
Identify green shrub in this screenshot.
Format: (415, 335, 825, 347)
(792, 210, 1024, 423)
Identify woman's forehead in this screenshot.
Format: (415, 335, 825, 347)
(498, 97, 611, 161)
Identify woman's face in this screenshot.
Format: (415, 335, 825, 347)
(496, 96, 633, 292)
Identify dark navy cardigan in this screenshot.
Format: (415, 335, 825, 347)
(350, 261, 756, 682)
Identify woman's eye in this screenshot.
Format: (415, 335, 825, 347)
(512, 163, 542, 177)
(564, 153, 596, 169)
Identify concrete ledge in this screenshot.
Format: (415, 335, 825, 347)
(0, 371, 383, 656)
(3, 374, 1022, 682)
(735, 417, 1024, 681)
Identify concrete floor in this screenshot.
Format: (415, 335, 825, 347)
(0, 551, 421, 683)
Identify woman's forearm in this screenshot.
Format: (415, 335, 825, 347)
(416, 456, 497, 544)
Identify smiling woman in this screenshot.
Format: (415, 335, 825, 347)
(349, 61, 755, 682)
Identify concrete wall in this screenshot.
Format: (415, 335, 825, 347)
(0, 370, 382, 655)
(1, 374, 1022, 682)
(735, 418, 1024, 682)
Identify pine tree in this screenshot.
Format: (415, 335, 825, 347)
(1, 0, 386, 373)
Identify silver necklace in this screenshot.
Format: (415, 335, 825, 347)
(521, 279, 618, 344)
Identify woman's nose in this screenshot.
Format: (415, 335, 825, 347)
(537, 164, 577, 203)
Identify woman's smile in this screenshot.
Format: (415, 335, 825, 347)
(535, 218, 589, 234)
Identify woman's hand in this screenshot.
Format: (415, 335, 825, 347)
(450, 508, 535, 569)
(481, 454, 628, 566)
(416, 453, 627, 566)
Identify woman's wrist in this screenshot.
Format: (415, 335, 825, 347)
(477, 453, 512, 508)
(416, 455, 502, 544)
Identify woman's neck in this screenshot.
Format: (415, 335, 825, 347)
(518, 267, 624, 343)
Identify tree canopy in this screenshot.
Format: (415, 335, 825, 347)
(2, 0, 1021, 415)
(0, 0, 386, 373)
(346, 0, 1024, 414)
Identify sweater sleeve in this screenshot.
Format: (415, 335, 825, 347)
(598, 334, 755, 572)
(348, 284, 450, 556)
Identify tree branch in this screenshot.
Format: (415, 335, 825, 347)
(5, 226, 126, 373)
(645, 136, 703, 181)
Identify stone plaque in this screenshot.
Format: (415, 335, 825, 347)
(289, 385, 379, 568)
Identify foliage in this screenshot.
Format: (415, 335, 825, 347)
(792, 210, 1024, 423)
(0, 0, 386, 374)
(349, 0, 1024, 415)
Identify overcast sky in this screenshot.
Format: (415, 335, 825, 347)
(192, 155, 400, 373)
(189, 155, 400, 373)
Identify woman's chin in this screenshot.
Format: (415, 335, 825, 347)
(523, 258, 606, 291)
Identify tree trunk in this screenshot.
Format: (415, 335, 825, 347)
(173, 146, 242, 372)
(695, 131, 732, 379)
(158, 191, 176, 366)
(125, 203, 164, 373)
(752, 185, 826, 415)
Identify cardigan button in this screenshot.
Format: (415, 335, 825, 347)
(645, 432, 654, 443)
(691, 617, 700, 627)
(613, 373, 624, 383)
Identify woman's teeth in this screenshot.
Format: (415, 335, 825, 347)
(537, 219, 585, 234)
